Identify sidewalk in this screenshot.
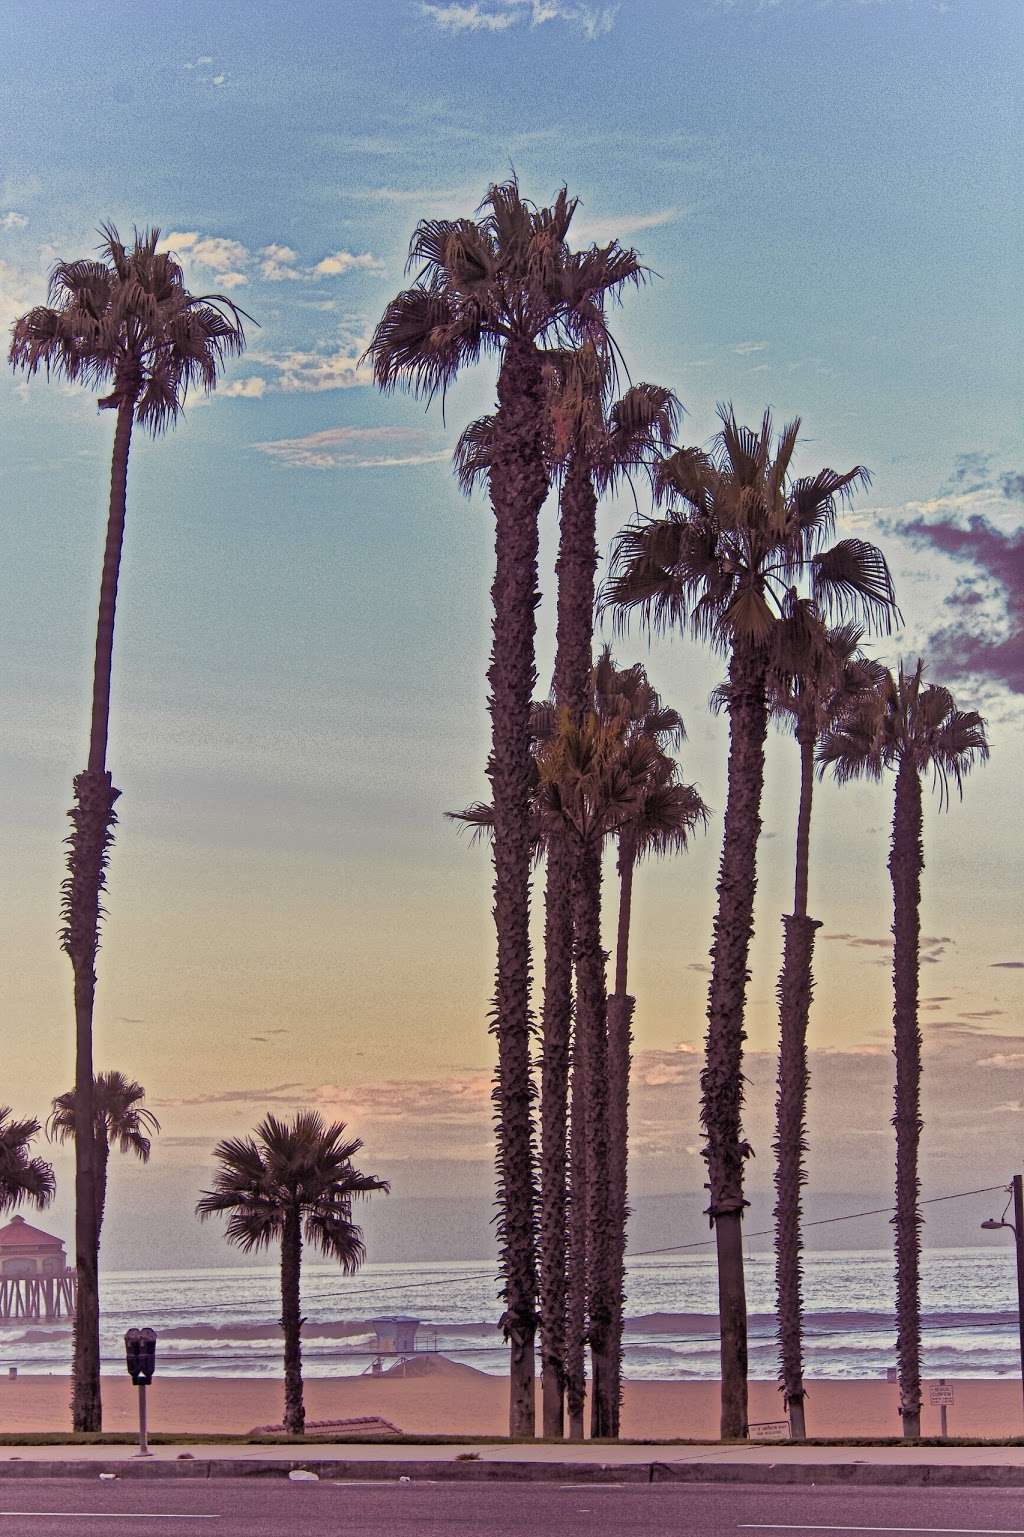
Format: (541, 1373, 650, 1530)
(2, 1440, 1024, 1484)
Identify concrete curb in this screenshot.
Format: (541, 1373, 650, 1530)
(2, 1459, 1024, 1486)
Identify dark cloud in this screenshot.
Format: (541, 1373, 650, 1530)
(1000, 471, 1024, 501)
(992, 961, 1024, 969)
(897, 511, 1024, 694)
(155, 1081, 306, 1108)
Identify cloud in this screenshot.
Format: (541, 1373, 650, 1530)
(978, 1053, 1024, 1068)
(184, 56, 227, 86)
(0, 211, 27, 231)
(423, 0, 617, 36)
(156, 1082, 305, 1108)
(571, 206, 682, 244)
(254, 424, 448, 470)
(313, 250, 385, 277)
(733, 341, 768, 355)
(0, 256, 34, 333)
(889, 470, 1024, 695)
(991, 960, 1024, 969)
(247, 343, 373, 393)
(161, 232, 384, 290)
(220, 376, 267, 399)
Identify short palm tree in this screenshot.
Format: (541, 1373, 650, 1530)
(456, 360, 678, 1438)
(368, 180, 643, 1437)
(819, 660, 988, 1437)
(47, 1071, 160, 1249)
(604, 407, 897, 1437)
(0, 1110, 56, 1214)
(197, 1113, 388, 1436)
(765, 615, 885, 1438)
(9, 224, 248, 1431)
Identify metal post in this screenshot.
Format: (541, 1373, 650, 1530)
(137, 1382, 150, 1457)
(939, 1383, 948, 1440)
(1008, 1174, 1014, 1426)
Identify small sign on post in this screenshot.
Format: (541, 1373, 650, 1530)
(124, 1328, 157, 1457)
(929, 1378, 954, 1438)
(749, 1419, 791, 1441)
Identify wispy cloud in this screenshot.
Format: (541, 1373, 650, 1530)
(184, 56, 228, 87)
(254, 424, 449, 470)
(245, 342, 372, 394)
(422, 0, 618, 38)
(220, 376, 267, 399)
(571, 206, 682, 244)
(733, 340, 768, 355)
(0, 211, 27, 231)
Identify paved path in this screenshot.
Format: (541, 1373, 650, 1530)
(4, 1476, 1024, 1535)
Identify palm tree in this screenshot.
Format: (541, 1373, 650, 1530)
(456, 362, 678, 1438)
(197, 1112, 388, 1436)
(604, 407, 897, 1437)
(367, 180, 643, 1436)
(591, 649, 708, 1433)
(819, 660, 988, 1437)
(9, 225, 248, 1431)
(47, 1071, 160, 1250)
(0, 1110, 56, 1214)
(763, 616, 885, 1438)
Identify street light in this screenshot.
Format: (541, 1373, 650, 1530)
(980, 1174, 1024, 1429)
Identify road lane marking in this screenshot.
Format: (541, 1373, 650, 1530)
(0, 1513, 217, 1521)
(739, 1526, 1024, 1535)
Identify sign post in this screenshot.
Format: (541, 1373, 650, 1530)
(124, 1328, 157, 1457)
(929, 1378, 954, 1438)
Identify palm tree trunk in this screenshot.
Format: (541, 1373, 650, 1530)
(545, 450, 600, 1439)
(603, 827, 637, 1437)
(488, 338, 548, 1438)
(66, 395, 134, 1433)
(574, 842, 613, 1439)
(95, 1132, 110, 1254)
(566, 1039, 587, 1439)
(281, 1207, 305, 1435)
(702, 643, 768, 1440)
(539, 833, 573, 1438)
(890, 757, 924, 1438)
(605, 990, 634, 1438)
(773, 727, 820, 1440)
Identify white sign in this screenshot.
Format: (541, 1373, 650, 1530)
(749, 1420, 791, 1441)
(929, 1382, 955, 1405)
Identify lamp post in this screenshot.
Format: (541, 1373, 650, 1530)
(981, 1173, 1024, 1428)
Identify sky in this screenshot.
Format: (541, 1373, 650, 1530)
(0, 0, 1021, 1263)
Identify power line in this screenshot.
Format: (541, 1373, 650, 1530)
(629, 1184, 1009, 1259)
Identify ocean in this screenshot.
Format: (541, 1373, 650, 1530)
(2, 1246, 1019, 1381)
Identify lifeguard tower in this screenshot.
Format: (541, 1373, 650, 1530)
(0, 1215, 77, 1322)
(370, 1316, 420, 1354)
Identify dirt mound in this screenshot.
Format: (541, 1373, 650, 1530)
(383, 1353, 488, 1379)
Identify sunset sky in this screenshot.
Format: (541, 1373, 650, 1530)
(0, 0, 1020, 1257)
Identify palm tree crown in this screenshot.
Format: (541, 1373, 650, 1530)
(603, 406, 897, 643)
(0, 1109, 56, 1213)
(365, 181, 645, 400)
(9, 224, 249, 430)
(48, 1071, 160, 1162)
(196, 1112, 388, 1264)
(818, 658, 990, 804)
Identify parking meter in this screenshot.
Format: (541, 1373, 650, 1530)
(124, 1328, 157, 1453)
(125, 1327, 157, 1384)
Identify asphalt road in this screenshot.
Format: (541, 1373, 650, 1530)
(3, 1479, 1024, 1536)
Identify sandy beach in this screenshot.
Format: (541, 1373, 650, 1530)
(0, 1364, 1019, 1441)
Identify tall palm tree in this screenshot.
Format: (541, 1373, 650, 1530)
(197, 1112, 388, 1436)
(819, 660, 988, 1437)
(47, 1071, 160, 1250)
(368, 181, 643, 1436)
(604, 407, 896, 1437)
(592, 649, 708, 1433)
(456, 364, 678, 1438)
(9, 225, 248, 1431)
(764, 616, 885, 1438)
(534, 714, 663, 1436)
(0, 1110, 56, 1214)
